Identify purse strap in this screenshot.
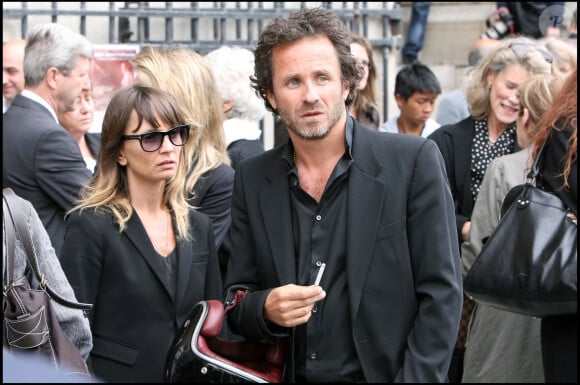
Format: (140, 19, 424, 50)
(3, 192, 17, 288)
(2, 188, 92, 311)
(523, 141, 577, 225)
(526, 140, 547, 182)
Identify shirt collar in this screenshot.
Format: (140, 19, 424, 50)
(20, 89, 59, 124)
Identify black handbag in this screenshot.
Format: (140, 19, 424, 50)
(463, 143, 577, 317)
(2, 188, 93, 377)
(164, 290, 287, 383)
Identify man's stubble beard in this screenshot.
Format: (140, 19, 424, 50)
(280, 98, 346, 141)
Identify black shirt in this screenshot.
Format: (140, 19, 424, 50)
(282, 119, 365, 382)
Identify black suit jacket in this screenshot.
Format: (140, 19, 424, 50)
(224, 117, 463, 382)
(188, 163, 234, 250)
(3, 93, 92, 255)
(60, 208, 223, 383)
(227, 139, 265, 170)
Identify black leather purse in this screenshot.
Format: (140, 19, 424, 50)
(463, 143, 577, 317)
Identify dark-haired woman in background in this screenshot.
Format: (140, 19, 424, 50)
(531, 69, 577, 384)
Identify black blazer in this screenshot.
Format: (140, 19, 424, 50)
(60, 208, 223, 383)
(224, 117, 463, 382)
(428, 116, 520, 245)
(3, 94, 92, 255)
(227, 139, 265, 170)
(188, 163, 234, 250)
(428, 117, 476, 244)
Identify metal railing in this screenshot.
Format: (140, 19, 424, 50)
(3, 2, 404, 146)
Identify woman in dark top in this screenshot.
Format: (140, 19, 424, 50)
(61, 86, 223, 382)
(531, 69, 577, 383)
(429, 36, 553, 246)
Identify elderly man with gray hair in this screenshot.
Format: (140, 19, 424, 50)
(3, 23, 93, 256)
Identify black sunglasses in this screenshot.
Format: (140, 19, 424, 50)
(509, 42, 553, 64)
(120, 124, 189, 152)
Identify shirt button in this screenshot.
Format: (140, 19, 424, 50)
(315, 214, 322, 221)
(309, 353, 317, 360)
(312, 306, 318, 313)
(315, 260, 322, 267)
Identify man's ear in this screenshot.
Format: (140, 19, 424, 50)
(45, 67, 59, 90)
(266, 90, 277, 111)
(395, 93, 405, 109)
(343, 81, 351, 101)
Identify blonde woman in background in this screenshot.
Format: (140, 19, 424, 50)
(428, 36, 553, 382)
(130, 46, 234, 254)
(461, 74, 563, 382)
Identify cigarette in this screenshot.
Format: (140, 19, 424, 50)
(314, 263, 326, 286)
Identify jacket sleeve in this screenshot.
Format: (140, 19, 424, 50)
(33, 128, 92, 213)
(461, 158, 504, 278)
(191, 165, 235, 250)
(428, 127, 470, 245)
(398, 139, 463, 382)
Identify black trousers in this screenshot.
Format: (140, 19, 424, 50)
(541, 313, 577, 383)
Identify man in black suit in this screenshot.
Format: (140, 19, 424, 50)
(223, 8, 463, 382)
(3, 23, 93, 255)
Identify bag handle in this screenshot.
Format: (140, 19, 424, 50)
(3, 193, 17, 288)
(522, 141, 576, 224)
(2, 188, 93, 311)
(526, 140, 547, 182)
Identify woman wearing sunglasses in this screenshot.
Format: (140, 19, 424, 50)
(428, 36, 553, 382)
(130, 47, 235, 278)
(59, 85, 223, 383)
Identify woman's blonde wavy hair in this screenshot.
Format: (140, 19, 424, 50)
(130, 46, 230, 200)
(518, 73, 563, 143)
(467, 36, 553, 119)
(68, 85, 192, 239)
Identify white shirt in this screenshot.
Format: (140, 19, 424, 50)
(379, 114, 441, 138)
(84, 157, 97, 173)
(223, 117, 262, 147)
(19, 89, 59, 123)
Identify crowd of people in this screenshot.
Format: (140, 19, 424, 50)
(2, 4, 577, 383)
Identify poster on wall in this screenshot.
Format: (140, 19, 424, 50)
(90, 44, 140, 132)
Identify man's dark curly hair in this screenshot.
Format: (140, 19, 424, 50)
(251, 7, 361, 115)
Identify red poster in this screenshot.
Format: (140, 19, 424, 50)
(90, 44, 140, 132)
